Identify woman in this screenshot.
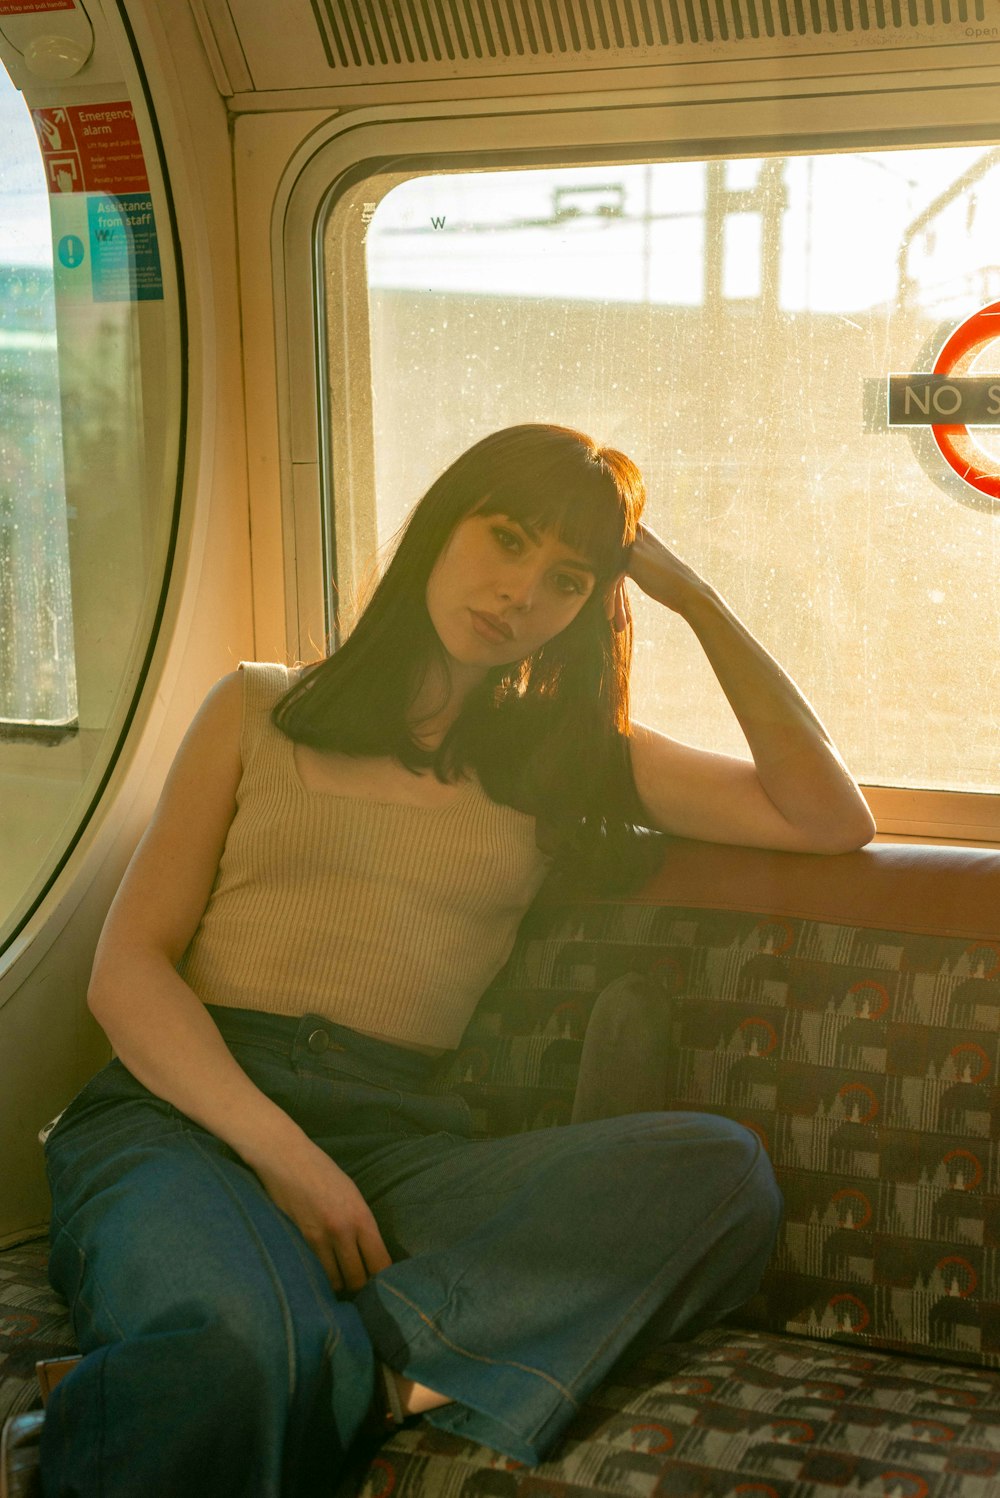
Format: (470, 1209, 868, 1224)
(38, 425, 874, 1497)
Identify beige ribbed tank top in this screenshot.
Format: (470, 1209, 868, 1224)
(177, 662, 552, 1049)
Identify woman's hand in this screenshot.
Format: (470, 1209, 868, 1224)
(625, 525, 716, 617)
(606, 525, 714, 630)
(252, 1134, 393, 1294)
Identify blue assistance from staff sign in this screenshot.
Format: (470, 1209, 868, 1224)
(85, 192, 163, 302)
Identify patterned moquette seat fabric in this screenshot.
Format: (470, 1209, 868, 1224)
(434, 896, 1000, 1372)
(0, 1240, 75, 1424)
(5, 1250, 1000, 1498)
(358, 1329, 1000, 1498)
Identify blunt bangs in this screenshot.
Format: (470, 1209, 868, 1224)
(469, 437, 643, 584)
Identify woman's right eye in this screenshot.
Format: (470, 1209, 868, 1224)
(491, 525, 521, 553)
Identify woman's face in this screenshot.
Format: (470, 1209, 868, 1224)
(426, 512, 598, 681)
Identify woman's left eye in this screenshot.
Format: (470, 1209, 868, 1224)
(553, 573, 585, 596)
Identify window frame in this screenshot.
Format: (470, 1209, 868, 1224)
(267, 93, 1000, 847)
(0, 18, 187, 964)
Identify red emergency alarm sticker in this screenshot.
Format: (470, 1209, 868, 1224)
(0, 1, 75, 11)
(32, 102, 149, 196)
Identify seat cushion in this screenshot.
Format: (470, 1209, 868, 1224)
(360, 1325, 1000, 1497)
(7, 1237, 1000, 1496)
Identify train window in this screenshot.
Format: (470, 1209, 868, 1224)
(0, 75, 75, 733)
(318, 144, 1000, 834)
(0, 58, 182, 952)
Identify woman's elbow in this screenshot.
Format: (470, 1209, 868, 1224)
(86, 942, 144, 1021)
(86, 964, 114, 1022)
(809, 805, 877, 855)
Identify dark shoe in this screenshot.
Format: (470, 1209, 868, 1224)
(0, 1410, 44, 1498)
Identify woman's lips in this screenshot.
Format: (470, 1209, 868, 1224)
(469, 609, 514, 643)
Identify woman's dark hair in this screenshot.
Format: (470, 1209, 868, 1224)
(273, 423, 664, 893)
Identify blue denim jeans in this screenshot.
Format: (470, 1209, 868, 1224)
(40, 1006, 782, 1497)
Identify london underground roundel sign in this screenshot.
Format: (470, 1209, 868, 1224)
(888, 302, 1000, 504)
(931, 301, 1000, 502)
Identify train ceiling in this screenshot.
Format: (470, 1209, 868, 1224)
(191, 0, 998, 94)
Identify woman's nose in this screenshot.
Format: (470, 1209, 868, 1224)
(498, 564, 538, 610)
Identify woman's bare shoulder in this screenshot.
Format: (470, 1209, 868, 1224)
(160, 670, 245, 794)
(93, 672, 247, 969)
(193, 668, 245, 723)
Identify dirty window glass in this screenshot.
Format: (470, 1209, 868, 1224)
(0, 75, 75, 728)
(354, 147, 1000, 796)
(0, 59, 181, 955)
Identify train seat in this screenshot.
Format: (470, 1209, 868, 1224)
(2, 836, 999, 1496)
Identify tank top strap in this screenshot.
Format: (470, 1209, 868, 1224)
(237, 661, 296, 787)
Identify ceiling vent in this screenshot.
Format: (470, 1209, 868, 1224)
(310, 0, 985, 63)
(209, 0, 997, 91)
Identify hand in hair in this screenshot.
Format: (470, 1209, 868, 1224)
(605, 577, 629, 634)
(621, 522, 876, 853)
(605, 523, 708, 632)
(624, 524, 714, 617)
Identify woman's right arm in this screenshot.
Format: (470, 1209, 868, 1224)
(87, 671, 392, 1292)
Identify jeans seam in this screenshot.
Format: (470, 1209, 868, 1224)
(376, 1280, 579, 1408)
(52, 1222, 126, 1344)
(563, 1131, 771, 1406)
(225, 1038, 291, 1060)
(179, 1123, 343, 1395)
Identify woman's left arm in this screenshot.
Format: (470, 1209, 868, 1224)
(622, 526, 877, 854)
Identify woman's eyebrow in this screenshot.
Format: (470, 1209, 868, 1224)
(512, 519, 596, 575)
